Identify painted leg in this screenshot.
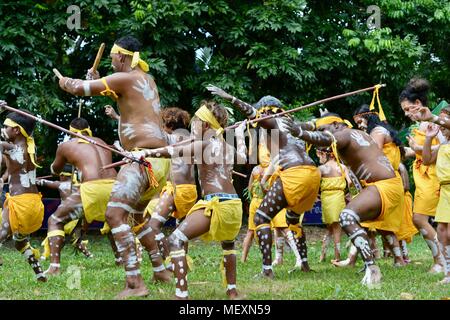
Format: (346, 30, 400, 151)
(437, 223, 450, 283)
(295, 228, 311, 272)
(414, 213, 444, 272)
(332, 222, 342, 261)
(241, 230, 254, 263)
(272, 228, 284, 266)
(400, 240, 411, 264)
(15, 236, 46, 282)
(319, 229, 331, 263)
(381, 231, 405, 266)
(368, 230, 381, 259)
(285, 229, 303, 268)
(107, 232, 123, 266)
(221, 240, 240, 299)
(339, 209, 381, 288)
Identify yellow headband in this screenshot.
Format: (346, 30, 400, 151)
(252, 106, 286, 128)
(110, 44, 149, 72)
(315, 116, 353, 129)
(194, 105, 224, 137)
(70, 126, 92, 144)
(369, 84, 386, 121)
(3, 118, 41, 168)
(60, 172, 72, 177)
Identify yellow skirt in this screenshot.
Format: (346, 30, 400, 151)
(6, 193, 44, 235)
(80, 179, 115, 223)
(271, 209, 288, 228)
(396, 191, 418, 242)
(278, 165, 321, 214)
(173, 184, 198, 220)
(436, 184, 450, 223)
(321, 190, 345, 225)
(139, 157, 171, 203)
(412, 160, 440, 216)
(361, 175, 404, 233)
(188, 198, 242, 242)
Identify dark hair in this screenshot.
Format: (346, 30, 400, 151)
(253, 96, 283, 110)
(62, 164, 73, 173)
(70, 117, 89, 130)
(321, 112, 341, 118)
(6, 110, 36, 136)
(115, 35, 142, 52)
(199, 100, 228, 128)
(353, 104, 404, 152)
(161, 107, 191, 130)
(399, 78, 430, 106)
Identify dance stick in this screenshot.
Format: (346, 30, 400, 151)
(52, 68, 63, 80)
(36, 175, 54, 180)
(92, 43, 105, 72)
(0, 102, 152, 168)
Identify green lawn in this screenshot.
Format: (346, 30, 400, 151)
(0, 226, 448, 300)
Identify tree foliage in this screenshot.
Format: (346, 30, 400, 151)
(1, 0, 449, 172)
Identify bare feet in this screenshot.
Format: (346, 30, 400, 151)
(255, 270, 274, 279)
(152, 269, 172, 283)
(174, 295, 189, 300)
(44, 265, 61, 276)
(361, 265, 382, 289)
(331, 258, 355, 268)
(428, 264, 444, 274)
(373, 249, 381, 260)
(226, 289, 243, 300)
(37, 275, 48, 282)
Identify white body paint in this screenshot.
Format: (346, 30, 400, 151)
(133, 76, 155, 101)
(19, 169, 36, 188)
(6, 145, 25, 164)
(350, 131, 371, 147)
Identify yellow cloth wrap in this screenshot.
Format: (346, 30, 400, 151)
(248, 198, 262, 231)
(187, 198, 242, 242)
(411, 129, 440, 216)
(396, 191, 418, 242)
(144, 198, 161, 218)
(69, 126, 92, 144)
(64, 219, 79, 235)
(100, 222, 111, 235)
(254, 223, 271, 238)
(288, 221, 304, 238)
(320, 176, 346, 225)
(100, 77, 119, 100)
(383, 142, 401, 171)
(435, 144, 450, 223)
(19, 243, 41, 259)
(139, 157, 171, 203)
(220, 249, 237, 287)
(315, 116, 353, 129)
(369, 84, 386, 121)
(271, 209, 288, 228)
(361, 175, 404, 233)
(41, 229, 66, 259)
(6, 193, 44, 235)
(194, 105, 224, 138)
(173, 184, 198, 220)
(80, 179, 115, 223)
(278, 165, 321, 214)
(110, 43, 150, 72)
(3, 118, 41, 168)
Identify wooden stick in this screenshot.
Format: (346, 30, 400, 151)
(52, 68, 63, 80)
(78, 100, 83, 118)
(36, 175, 54, 180)
(0, 102, 152, 168)
(92, 43, 105, 72)
(232, 170, 247, 178)
(226, 84, 387, 129)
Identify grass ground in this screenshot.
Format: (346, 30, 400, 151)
(0, 226, 448, 300)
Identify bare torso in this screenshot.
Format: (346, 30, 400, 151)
(4, 142, 38, 196)
(168, 132, 195, 185)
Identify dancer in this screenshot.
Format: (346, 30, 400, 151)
(58, 35, 172, 298)
(286, 112, 404, 287)
(0, 108, 46, 281)
(207, 85, 320, 278)
(399, 78, 445, 273)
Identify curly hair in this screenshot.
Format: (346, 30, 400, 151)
(199, 100, 228, 128)
(161, 107, 191, 130)
(399, 77, 430, 106)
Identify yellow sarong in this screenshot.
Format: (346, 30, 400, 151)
(248, 198, 263, 231)
(80, 179, 115, 223)
(154, 181, 198, 219)
(278, 165, 321, 214)
(361, 175, 404, 233)
(383, 142, 401, 171)
(435, 144, 450, 223)
(320, 176, 346, 225)
(396, 191, 418, 242)
(271, 209, 288, 228)
(188, 198, 242, 242)
(411, 129, 440, 216)
(6, 193, 44, 235)
(139, 157, 171, 203)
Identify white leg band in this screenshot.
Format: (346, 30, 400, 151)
(227, 284, 237, 290)
(256, 209, 272, 221)
(153, 214, 167, 224)
(50, 263, 60, 268)
(36, 273, 45, 279)
(173, 229, 189, 242)
(153, 265, 166, 272)
(136, 226, 153, 240)
(262, 264, 273, 271)
(175, 288, 189, 298)
(349, 229, 366, 240)
(111, 224, 131, 235)
(155, 233, 165, 241)
(108, 202, 139, 214)
(126, 270, 140, 276)
(170, 249, 186, 258)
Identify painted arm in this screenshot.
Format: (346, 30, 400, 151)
(58, 72, 130, 99)
(422, 124, 440, 165)
(234, 122, 247, 164)
(36, 179, 61, 189)
(207, 85, 257, 119)
(51, 145, 68, 175)
(0, 141, 18, 152)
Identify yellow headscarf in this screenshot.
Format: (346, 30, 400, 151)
(110, 44, 149, 72)
(194, 105, 224, 138)
(315, 116, 353, 129)
(69, 126, 92, 144)
(3, 118, 41, 168)
(369, 84, 386, 121)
